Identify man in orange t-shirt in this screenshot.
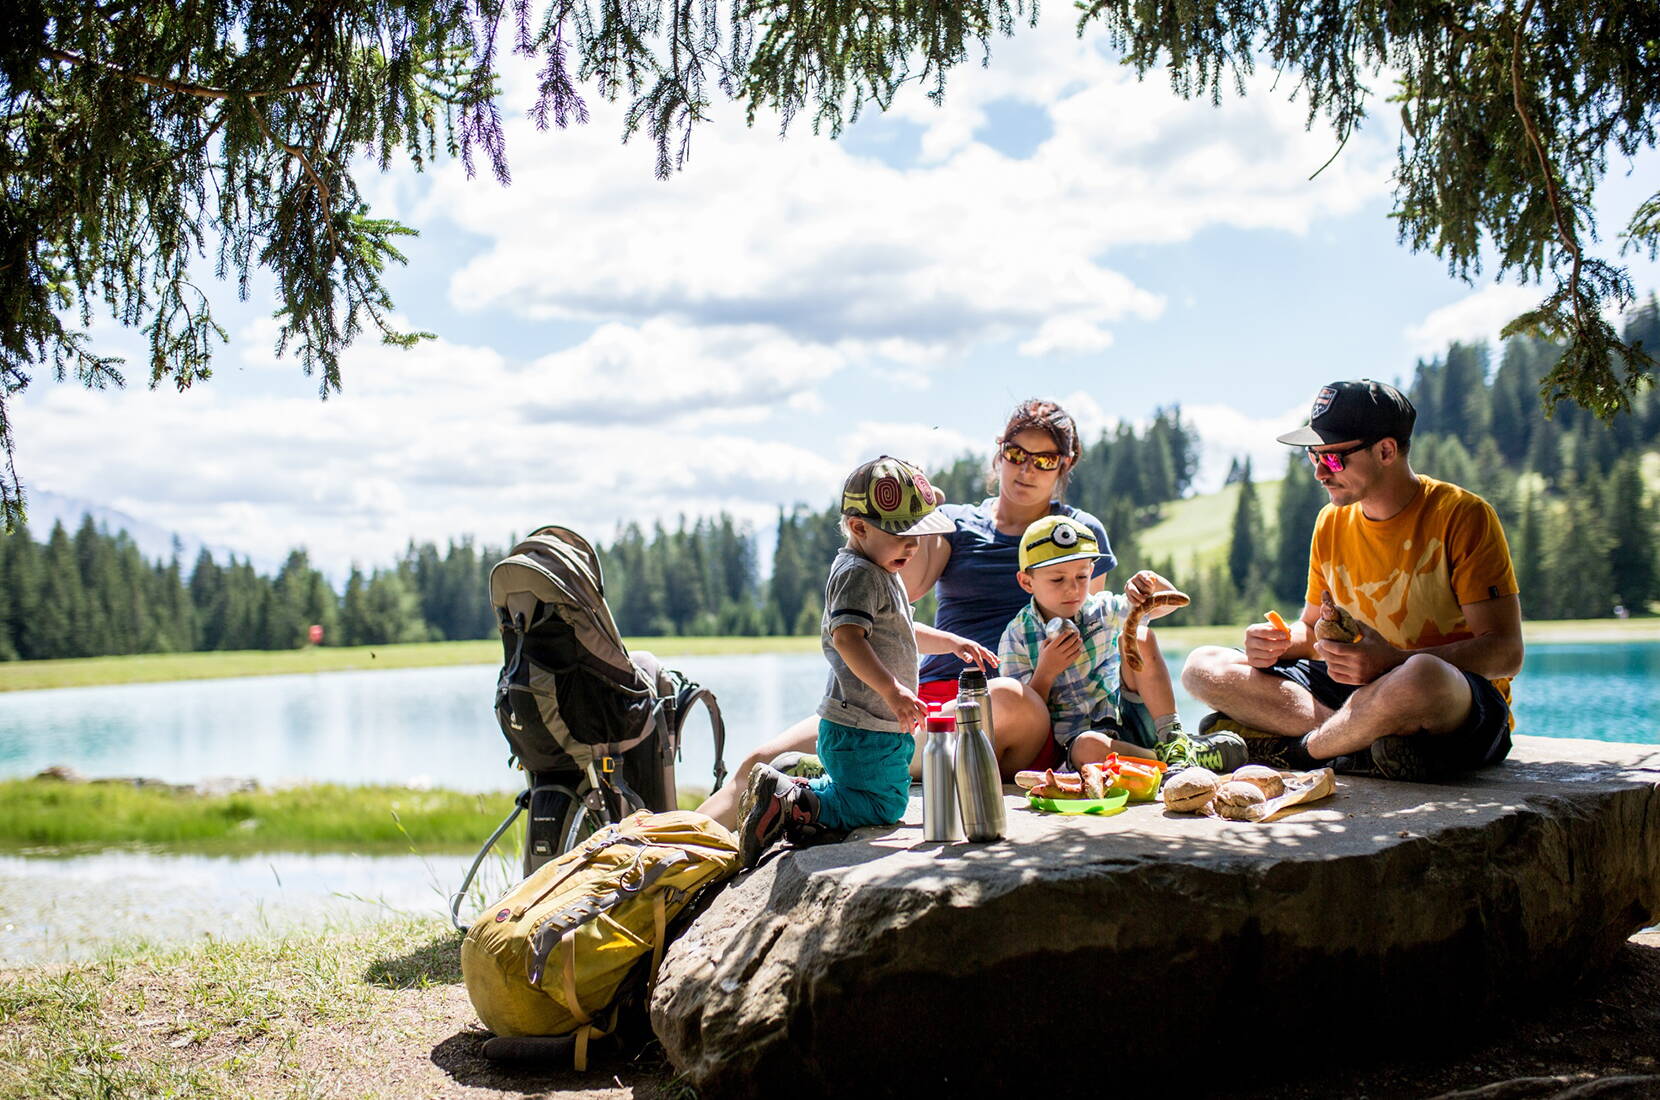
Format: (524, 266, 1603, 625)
(1181, 379, 1523, 781)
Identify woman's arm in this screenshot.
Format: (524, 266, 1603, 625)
(900, 534, 951, 603)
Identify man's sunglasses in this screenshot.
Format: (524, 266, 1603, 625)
(1306, 440, 1376, 472)
(1000, 441, 1064, 472)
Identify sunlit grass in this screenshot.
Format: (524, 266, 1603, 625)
(0, 780, 522, 853)
(0, 778, 713, 855)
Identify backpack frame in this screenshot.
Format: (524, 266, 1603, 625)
(451, 525, 728, 930)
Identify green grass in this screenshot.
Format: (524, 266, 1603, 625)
(0, 778, 713, 855)
(0, 634, 821, 693)
(1137, 479, 1284, 572)
(0, 780, 523, 853)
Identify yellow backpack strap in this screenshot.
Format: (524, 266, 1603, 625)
(646, 892, 668, 995)
(560, 926, 590, 1026)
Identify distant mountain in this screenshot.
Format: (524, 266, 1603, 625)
(19, 489, 271, 571)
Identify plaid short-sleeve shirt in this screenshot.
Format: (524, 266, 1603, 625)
(997, 590, 1130, 744)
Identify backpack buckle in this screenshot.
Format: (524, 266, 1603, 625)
(600, 756, 616, 774)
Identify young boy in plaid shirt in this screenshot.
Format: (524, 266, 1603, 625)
(997, 515, 1246, 773)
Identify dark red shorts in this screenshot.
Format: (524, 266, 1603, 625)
(918, 679, 1062, 772)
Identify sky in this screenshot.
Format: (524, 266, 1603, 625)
(13, 12, 1660, 577)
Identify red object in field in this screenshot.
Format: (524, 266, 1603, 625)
(308, 624, 324, 644)
(925, 714, 956, 734)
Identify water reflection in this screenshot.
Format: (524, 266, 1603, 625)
(0, 848, 510, 968)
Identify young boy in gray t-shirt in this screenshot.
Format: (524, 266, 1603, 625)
(736, 456, 996, 868)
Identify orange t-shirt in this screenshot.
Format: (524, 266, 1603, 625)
(1306, 476, 1518, 706)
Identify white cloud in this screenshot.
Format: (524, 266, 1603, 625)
(1182, 400, 1311, 494)
(422, 14, 1389, 366)
(16, 320, 848, 575)
(1403, 285, 1541, 357)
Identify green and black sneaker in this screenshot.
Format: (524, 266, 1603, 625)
(769, 750, 827, 781)
(1156, 719, 1248, 773)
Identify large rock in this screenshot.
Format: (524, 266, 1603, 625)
(651, 735, 1660, 1097)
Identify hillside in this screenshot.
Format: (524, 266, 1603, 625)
(1135, 479, 1285, 573)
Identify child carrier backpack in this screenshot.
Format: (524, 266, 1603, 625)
(461, 809, 740, 1069)
(450, 525, 729, 929)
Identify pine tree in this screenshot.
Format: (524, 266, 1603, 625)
(1439, 343, 1492, 443)
(1604, 456, 1658, 614)
(1227, 461, 1266, 596)
(1272, 453, 1327, 609)
(1542, 479, 1615, 619)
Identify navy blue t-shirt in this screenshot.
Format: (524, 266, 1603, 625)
(917, 499, 1114, 685)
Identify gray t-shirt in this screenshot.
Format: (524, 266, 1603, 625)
(818, 548, 918, 732)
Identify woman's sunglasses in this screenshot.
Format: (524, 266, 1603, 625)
(1306, 440, 1375, 472)
(1000, 441, 1064, 472)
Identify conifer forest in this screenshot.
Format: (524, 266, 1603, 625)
(2, 301, 1657, 660)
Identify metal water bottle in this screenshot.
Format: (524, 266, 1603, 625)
(953, 698, 1005, 842)
(956, 665, 997, 748)
(921, 712, 961, 843)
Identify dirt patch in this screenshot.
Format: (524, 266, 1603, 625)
(6, 922, 1656, 1098)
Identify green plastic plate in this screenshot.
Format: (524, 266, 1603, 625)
(1026, 790, 1130, 815)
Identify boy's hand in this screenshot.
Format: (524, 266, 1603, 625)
(1035, 629, 1083, 682)
(880, 683, 929, 732)
(948, 635, 997, 670)
(1124, 570, 1179, 615)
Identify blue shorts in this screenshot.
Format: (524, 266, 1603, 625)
(809, 719, 914, 831)
(1262, 658, 1512, 771)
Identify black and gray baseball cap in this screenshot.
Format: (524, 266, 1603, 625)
(1276, 379, 1417, 447)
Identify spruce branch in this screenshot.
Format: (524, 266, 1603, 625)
(43, 48, 325, 101)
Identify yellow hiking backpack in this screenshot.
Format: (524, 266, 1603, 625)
(461, 809, 739, 1068)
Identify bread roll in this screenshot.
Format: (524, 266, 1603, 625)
(1214, 780, 1268, 821)
(1162, 767, 1221, 813)
(1229, 765, 1285, 800)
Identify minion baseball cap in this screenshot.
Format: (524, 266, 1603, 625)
(841, 456, 954, 536)
(1018, 515, 1102, 572)
(1276, 379, 1417, 447)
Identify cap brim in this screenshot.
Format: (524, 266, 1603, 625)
(889, 509, 955, 536)
(1027, 550, 1103, 570)
(1275, 424, 1330, 446)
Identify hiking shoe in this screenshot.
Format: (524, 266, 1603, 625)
(737, 764, 823, 868)
(1367, 736, 1444, 783)
(769, 751, 826, 781)
(1199, 711, 1297, 770)
(1157, 729, 1248, 773)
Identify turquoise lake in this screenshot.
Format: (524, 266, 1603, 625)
(0, 642, 1654, 965)
(0, 643, 1655, 791)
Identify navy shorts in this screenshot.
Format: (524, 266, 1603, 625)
(1262, 658, 1512, 771)
(1060, 690, 1158, 769)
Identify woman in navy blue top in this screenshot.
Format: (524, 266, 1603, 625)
(697, 399, 1112, 826)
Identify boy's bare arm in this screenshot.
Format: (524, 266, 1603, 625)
(831, 623, 927, 731)
(913, 623, 996, 668)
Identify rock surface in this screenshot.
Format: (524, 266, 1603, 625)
(651, 735, 1660, 1098)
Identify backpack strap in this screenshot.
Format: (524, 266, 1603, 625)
(674, 683, 729, 793)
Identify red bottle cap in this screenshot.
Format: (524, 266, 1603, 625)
(925, 714, 956, 733)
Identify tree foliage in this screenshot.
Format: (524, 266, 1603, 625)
(5, 0, 1659, 530)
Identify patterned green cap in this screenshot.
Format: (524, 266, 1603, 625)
(841, 456, 953, 536)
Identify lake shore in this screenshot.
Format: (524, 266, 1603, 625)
(2, 618, 1656, 693)
(2, 914, 1655, 1098)
(0, 777, 709, 854)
